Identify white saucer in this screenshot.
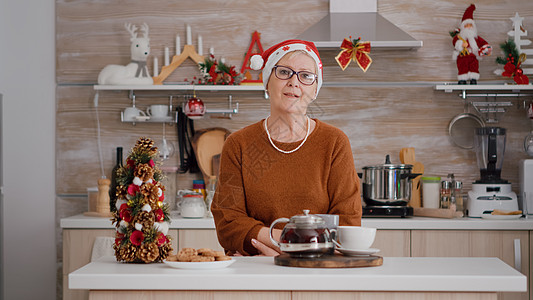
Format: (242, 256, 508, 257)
(481, 214, 522, 220)
(336, 247, 380, 256)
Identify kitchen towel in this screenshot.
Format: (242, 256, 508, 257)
(91, 236, 115, 262)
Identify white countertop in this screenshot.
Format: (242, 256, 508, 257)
(69, 256, 526, 292)
(60, 212, 533, 230)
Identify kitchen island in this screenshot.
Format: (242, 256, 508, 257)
(62, 214, 533, 300)
(69, 255, 526, 300)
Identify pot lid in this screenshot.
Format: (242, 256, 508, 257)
(362, 164, 413, 170)
(290, 210, 326, 225)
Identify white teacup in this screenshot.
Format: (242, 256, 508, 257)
(337, 226, 376, 250)
(123, 107, 146, 121)
(146, 104, 169, 119)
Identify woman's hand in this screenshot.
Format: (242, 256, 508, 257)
(252, 227, 282, 256)
(251, 239, 280, 256)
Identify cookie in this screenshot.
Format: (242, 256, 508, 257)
(197, 248, 216, 257)
(166, 255, 178, 262)
(213, 251, 226, 257)
(191, 255, 215, 262)
(177, 254, 193, 262)
(178, 247, 198, 257)
(215, 255, 231, 261)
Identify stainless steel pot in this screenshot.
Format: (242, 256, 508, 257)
(362, 155, 421, 206)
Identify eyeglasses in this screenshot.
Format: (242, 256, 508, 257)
(272, 65, 317, 86)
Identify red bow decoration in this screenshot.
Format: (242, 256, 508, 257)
(502, 53, 529, 85)
(335, 37, 372, 72)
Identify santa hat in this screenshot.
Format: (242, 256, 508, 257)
(250, 39, 323, 97)
(461, 4, 476, 26)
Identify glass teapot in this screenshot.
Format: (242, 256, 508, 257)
(269, 210, 334, 257)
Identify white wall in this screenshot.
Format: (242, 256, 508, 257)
(0, 1, 56, 299)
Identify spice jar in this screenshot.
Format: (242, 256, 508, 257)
(440, 181, 452, 209)
(454, 181, 463, 212)
(421, 176, 441, 209)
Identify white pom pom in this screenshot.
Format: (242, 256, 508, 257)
(154, 221, 169, 235)
(133, 177, 143, 186)
(493, 69, 503, 76)
(135, 223, 143, 231)
(145, 178, 153, 184)
(250, 54, 264, 70)
(115, 199, 127, 211)
(119, 220, 129, 229)
(157, 187, 163, 197)
(141, 203, 152, 212)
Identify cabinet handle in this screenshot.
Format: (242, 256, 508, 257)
(513, 238, 521, 271)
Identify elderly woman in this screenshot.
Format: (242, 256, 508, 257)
(211, 39, 362, 256)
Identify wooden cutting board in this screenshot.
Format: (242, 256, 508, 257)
(191, 127, 230, 183)
(400, 147, 423, 208)
(274, 253, 383, 268)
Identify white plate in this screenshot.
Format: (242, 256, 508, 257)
(336, 247, 380, 256)
(481, 214, 522, 220)
(163, 258, 235, 269)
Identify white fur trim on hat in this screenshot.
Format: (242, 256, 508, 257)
(250, 54, 264, 70)
(261, 43, 323, 97)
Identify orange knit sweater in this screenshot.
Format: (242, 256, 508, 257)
(211, 119, 362, 255)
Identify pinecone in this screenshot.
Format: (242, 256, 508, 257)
(134, 137, 158, 156)
(133, 211, 155, 229)
(134, 163, 154, 182)
(140, 183, 159, 206)
(157, 241, 173, 261)
(115, 244, 138, 262)
(138, 242, 159, 263)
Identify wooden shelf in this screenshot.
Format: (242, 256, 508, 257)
(94, 84, 264, 92)
(435, 83, 533, 100)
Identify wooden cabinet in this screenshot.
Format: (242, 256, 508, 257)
(62, 229, 179, 300)
(411, 230, 529, 300)
(177, 229, 223, 251)
(373, 230, 410, 257)
(63, 228, 529, 300)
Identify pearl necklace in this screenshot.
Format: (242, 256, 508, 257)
(263, 116, 310, 154)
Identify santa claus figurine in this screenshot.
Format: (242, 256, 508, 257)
(452, 4, 492, 84)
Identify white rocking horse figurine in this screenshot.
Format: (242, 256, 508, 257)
(98, 23, 153, 85)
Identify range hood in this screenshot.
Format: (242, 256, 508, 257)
(297, 0, 422, 49)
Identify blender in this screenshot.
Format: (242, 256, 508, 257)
(467, 127, 518, 217)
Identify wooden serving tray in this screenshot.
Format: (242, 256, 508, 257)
(274, 253, 383, 268)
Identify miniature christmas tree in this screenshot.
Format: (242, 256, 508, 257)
(112, 137, 173, 263)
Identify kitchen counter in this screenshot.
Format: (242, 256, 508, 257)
(61, 212, 533, 230)
(69, 256, 526, 299)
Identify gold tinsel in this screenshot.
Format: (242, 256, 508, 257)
(138, 242, 160, 263)
(134, 163, 154, 182)
(115, 185, 127, 200)
(133, 211, 155, 229)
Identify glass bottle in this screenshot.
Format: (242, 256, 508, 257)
(109, 147, 123, 213)
(454, 181, 463, 212)
(440, 181, 451, 209)
(192, 179, 206, 200)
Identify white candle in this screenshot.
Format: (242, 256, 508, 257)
(186, 25, 192, 45)
(164, 47, 169, 66)
(176, 35, 181, 55)
(198, 35, 203, 55)
(153, 57, 158, 76)
(209, 47, 214, 55)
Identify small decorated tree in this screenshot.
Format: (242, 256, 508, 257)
(112, 137, 173, 263)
